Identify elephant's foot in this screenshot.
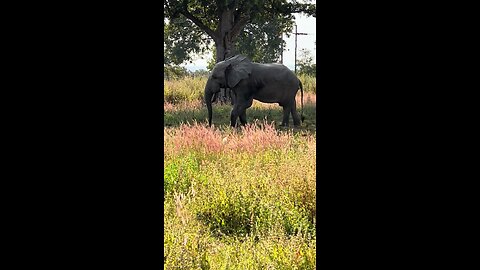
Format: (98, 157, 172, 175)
(231, 121, 245, 128)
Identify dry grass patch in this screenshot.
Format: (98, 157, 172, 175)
(164, 121, 295, 156)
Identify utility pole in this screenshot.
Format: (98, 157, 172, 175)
(294, 24, 308, 74)
(280, 32, 283, 64)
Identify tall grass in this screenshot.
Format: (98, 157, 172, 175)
(164, 101, 317, 132)
(298, 74, 316, 94)
(164, 77, 207, 103)
(164, 74, 316, 104)
(164, 120, 313, 155)
(164, 74, 317, 269)
(164, 122, 316, 269)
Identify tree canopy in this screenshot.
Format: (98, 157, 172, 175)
(297, 48, 316, 76)
(164, 0, 316, 65)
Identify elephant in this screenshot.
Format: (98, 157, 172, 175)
(204, 55, 304, 127)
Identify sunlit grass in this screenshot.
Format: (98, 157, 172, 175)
(164, 76, 317, 269)
(164, 91, 317, 132)
(164, 77, 206, 103)
(164, 123, 316, 269)
(298, 74, 316, 94)
(164, 74, 316, 104)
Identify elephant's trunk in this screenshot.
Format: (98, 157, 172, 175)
(205, 86, 214, 127)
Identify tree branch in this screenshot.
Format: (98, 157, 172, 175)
(266, 2, 316, 17)
(230, 15, 250, 41)
(179, 9, 218, 40)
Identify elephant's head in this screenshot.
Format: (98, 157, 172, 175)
(205, 55, 252, 126)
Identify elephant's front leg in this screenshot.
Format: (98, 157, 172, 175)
(231, 106, 246, 127)
(230, 102, 243, 127)
(281, 105, 291, 126)
(239, 110, 247, 125)
(231, 96, 253, 127)
(230, 108, 239, 127)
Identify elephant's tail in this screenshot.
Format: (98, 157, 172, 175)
(299, 80, 305, 122)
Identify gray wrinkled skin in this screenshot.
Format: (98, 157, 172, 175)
(205, 55, 304, 127)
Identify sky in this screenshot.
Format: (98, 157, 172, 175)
(182, 11, 316, 71)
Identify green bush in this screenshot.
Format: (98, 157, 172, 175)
(164, 154, 199, 195)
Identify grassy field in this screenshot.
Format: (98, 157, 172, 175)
(164, 74, 316, 104)
(164, 75, 316, 269)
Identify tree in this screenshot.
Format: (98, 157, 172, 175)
(164, 0, 316, 64)
(297, 48, 316, 76)
(190, 69, 210, 78)
(164, 65, 189, 80)
(234, 12, 293, 63)
(164, 16, 211, 66)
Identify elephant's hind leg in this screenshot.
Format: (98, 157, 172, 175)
(291, 101, 301, 126)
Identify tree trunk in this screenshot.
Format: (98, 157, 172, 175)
(214, 40, 235, 105)
(177, 5, 250, 105)
(212, 9, 236, 105)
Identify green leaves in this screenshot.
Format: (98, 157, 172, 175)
(164, 16, 212, 66)
(297, 49, 316, 76)
(235, 12, 294, 63)
(164, 0, 316, 65)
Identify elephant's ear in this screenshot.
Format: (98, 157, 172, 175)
(225, 55, 252, 88)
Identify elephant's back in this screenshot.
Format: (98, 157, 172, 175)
(253, 63, 297, 81)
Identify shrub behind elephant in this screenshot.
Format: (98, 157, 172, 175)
(205, 55, 304, 127)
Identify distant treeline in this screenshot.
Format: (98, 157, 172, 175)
(164, 66, 210, 80)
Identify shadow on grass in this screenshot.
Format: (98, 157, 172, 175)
(164, 103, 316, 133)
